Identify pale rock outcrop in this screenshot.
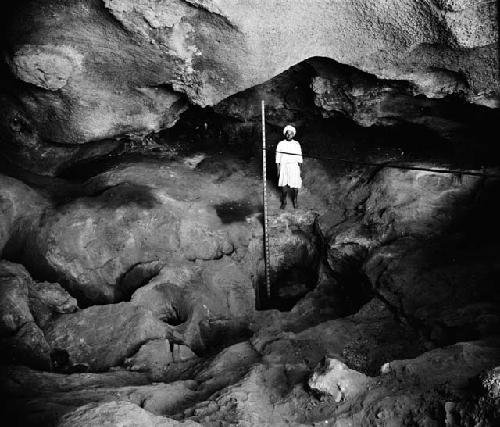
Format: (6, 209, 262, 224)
(9, 45, 84, 91)
(308, 358, 372, 402)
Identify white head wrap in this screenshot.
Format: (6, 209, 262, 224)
(283, 125, 296, 137)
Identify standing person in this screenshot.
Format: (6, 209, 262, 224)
(276, 125, 303, 209)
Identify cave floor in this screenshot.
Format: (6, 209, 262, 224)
(1, 151, 499, 426)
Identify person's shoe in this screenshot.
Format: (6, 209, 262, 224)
(292, 200, 298, 209)
(280, 201, 286, 209)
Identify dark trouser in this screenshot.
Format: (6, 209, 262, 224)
(280, 185, 298, 208)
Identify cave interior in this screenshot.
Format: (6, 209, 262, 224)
(0, 1, 499, 426)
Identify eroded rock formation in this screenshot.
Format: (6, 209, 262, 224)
(0, 0, 497, 173)
(1, 1, 499, 426)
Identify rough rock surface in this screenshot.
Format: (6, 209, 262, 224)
(124, 339, 197, 378)
(44, 302, 168, 371)
(0, 261, 52, 369)
(57, 401, 201, 427)
(1, 341, 261, 426)
(131, 265, 196, 323)
(1, 0, 497, 172)
(22, 161, 262, 303)
(0, 261, 33, 334)
(28, 281, 78, 329)
(131, 259, 255, 354)
(0, 174, 48, 256)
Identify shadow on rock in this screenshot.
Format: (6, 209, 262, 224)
(78, 182, 161, 210)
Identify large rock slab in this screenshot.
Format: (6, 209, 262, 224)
(57, 401, 201, 427)
(23, 162, 257, 304)
(44, 302, 168, 371)
(0, 365, 151, 397)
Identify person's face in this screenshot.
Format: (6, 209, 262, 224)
(285, 131, 294, 140)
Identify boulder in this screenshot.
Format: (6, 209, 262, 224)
(44, 303, 168, 371)
(308, 358, 372, 402)
(25, 182, 181, 304)
(22, 163, 256, 304)
(28, 281, 78, 328)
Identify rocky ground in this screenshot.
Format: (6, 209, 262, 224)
(1, 147, 499, 426)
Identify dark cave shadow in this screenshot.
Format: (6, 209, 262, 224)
(214, 200, 261, 223)
(71, 182, 162, 210)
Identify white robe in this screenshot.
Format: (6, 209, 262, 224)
(276, 139, 303, 188)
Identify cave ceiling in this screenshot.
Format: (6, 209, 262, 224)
(0, 0, 498, 175)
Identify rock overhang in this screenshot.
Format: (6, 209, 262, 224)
(0, 0, 497, 173)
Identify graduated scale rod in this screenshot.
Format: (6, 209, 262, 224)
(261, 101, 271, 301)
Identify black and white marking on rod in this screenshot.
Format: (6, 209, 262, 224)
(262, 101, 272, 302)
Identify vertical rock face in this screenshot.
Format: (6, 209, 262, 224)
(0, 0, 497, 173)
